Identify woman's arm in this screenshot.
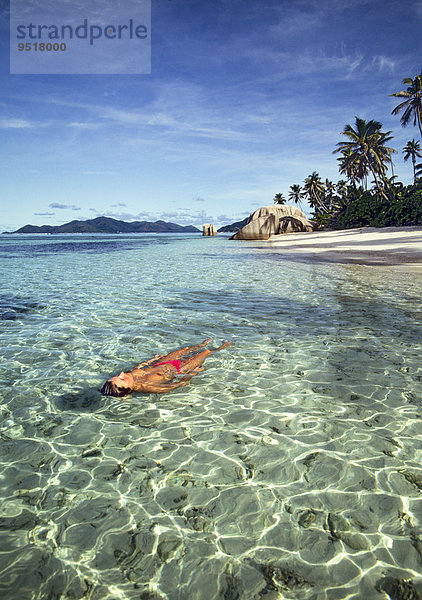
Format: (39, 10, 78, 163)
(137, 369, 201, 394)
(136, 354, 165, 369)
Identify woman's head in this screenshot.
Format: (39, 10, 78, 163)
(100, 372, 133, 397)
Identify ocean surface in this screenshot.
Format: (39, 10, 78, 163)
(1, 233, 422, 600)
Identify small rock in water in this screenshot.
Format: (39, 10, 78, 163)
(376, 576, 422, 600)
(260, 564, 313, 591)
(399, 470, 422, 491)
(326, 513, 370, 551)
(298, 510, 316, 528)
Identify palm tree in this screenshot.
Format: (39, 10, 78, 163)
(273, 192, 286, 205)
(384, 175, 403, 194)
(288, 184, 304, 209)
(324, 179, 336, 210)
(329, 179, 347, 212)
(403, 139, 422, 183)
(391, 72, 422, 138)
(333, 117, 396, 201)
(337, 148, 367, 188)
(336, 179, 348, 198)
(303, 172, 327, 213)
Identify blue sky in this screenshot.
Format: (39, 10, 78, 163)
(1, 0, 422, 231)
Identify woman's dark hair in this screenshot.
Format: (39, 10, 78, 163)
(100, 380, 132, 397)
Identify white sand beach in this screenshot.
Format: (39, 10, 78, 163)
(266, 226, 422, 267)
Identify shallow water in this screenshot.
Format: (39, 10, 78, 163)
(1, 233, 422, 600)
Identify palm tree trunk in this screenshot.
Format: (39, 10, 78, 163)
(315, 193, 330, 214)
(364, 148, 389, 201)
(418, 109, 422, 140)
(370, 165, 389, 201)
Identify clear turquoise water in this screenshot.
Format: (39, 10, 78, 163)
(1, 233, 422, 600)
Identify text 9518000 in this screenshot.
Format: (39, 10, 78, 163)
(18, 42, 67, 52)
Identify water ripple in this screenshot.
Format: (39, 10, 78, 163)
(0, 234, 422, 599)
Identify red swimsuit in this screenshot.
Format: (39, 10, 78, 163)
(153, 360, 182, 374)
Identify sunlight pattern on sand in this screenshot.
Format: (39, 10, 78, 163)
(0, 234, 421, 600)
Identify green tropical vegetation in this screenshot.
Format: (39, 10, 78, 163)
(304, 171, 327, 212)
(288, 184, 304, 209)
(403, 139, 422, 183)
(273, 192, 286, 204)
(334, 117, 396, 201)
(278, 71, 422, 229)
(391, 73, 422, 138)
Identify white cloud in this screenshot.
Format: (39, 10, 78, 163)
(0, 118, 36, 129)
(100, 210, 156, 221)
(245, 46, 365, 80)
(99, 103, 246, 141)
(157, 209, 240, 229)
(49, 203, 81, 210)
(371, 55, 396, 73)
(31, 81, 250, 142)
(82, 170, 116, 175)
(69, 122, 100, 129)
(92, 207, 243, 229)
(269, 10, 321, 37)
(0, 116, 53, 129)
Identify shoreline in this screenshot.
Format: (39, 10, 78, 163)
(261, 226, 422, 268)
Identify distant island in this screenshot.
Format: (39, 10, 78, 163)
(218, 217, 249, 233)
(6, 216, 201, 234)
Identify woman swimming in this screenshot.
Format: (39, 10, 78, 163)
(100, 338, 233, 397)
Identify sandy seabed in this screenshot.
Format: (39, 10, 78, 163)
(1, 233, 422, 599)
(265, 226, 422, 268)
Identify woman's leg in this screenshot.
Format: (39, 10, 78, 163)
(158, 338, 212, 362)
(178, 341, 232, 373)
